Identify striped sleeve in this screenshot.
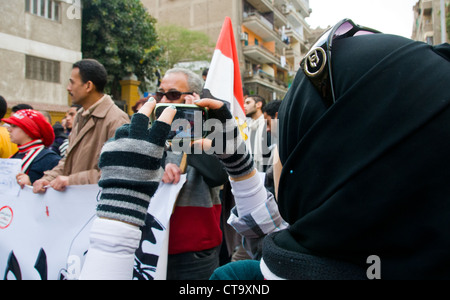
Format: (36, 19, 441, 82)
(97, 116, 170, 227)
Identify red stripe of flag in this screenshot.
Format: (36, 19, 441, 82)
(204, 17, 245, 118)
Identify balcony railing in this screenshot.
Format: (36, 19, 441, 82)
(243, 43, 280, 66)
(244, 10, 274, 31)
(244, 69, 289, 89)
(243, 10, 289, 48)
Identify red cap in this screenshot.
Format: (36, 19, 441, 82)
(2, 110, 55, 147)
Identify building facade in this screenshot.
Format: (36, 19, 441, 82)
(142, 0, 313, 101)
(412, 0, 449, 45)
(0, 0, 82, 121)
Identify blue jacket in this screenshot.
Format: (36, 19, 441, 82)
(12, 149, 61, 183)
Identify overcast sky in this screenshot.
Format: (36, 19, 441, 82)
(306, 0, 418, 38)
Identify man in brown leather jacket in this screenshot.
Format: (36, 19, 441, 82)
(33, 59, 130, 193)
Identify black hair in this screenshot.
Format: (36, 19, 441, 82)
(249, 95, 266, 110)
(11, 103, 33, 113)
(263, 100, 282, 118)
(0, 96, 6, 119)
(72, 59, 108, 93)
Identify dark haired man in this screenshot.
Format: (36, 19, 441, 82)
(33, 59, 130, 193)
(262, 100, 282, 197)
(263, 100, 282, 142)
(244, 95, 267, 172)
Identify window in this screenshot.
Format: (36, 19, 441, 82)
(25, 0, 60, 21)
(26, 55, 60, 83)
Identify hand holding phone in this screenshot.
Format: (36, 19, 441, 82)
(192, 98, 256, 180)
(154, 104, 208, 141)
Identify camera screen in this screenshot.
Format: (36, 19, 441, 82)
(155, 105, 207, 140)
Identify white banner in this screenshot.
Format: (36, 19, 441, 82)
(0, 159, 21, 197)
(0, 162, 185, 280)
(132, 176, 186, 280)
(0, 185, 98, 280)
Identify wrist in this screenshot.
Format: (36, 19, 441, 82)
(230, 169, 257, 182)
(97, 185, 155, 227)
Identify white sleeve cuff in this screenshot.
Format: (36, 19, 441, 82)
(79, 218, 142, 280)
(230, 172, 268, 217)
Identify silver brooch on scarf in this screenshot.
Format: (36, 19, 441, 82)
(303, 47, 327, 78)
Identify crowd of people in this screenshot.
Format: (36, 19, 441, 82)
(1, 18, 450, 280)
(0, 58, 279, 280)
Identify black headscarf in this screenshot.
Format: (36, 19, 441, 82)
(276, 34, 450, 279)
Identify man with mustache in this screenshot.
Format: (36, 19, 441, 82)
(33, 59, 129, 193)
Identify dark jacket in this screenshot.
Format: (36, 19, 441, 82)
(12, 148, 61, 183)
(276, 34, 450, 279)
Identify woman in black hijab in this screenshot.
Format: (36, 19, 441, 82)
(270, 21, 450, 279)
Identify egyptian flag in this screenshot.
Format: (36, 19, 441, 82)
(203, 17, 247, 132)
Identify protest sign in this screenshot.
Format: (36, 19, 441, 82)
(0, 176, 185, 280)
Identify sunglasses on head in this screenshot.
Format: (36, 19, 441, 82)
(301, 19, 381, 108)
(155, 91, 194, 102)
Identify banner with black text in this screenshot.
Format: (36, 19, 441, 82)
(0, 175, 185, 280)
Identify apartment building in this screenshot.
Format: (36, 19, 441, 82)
(142, 0, 312, 101)
(0, 0, 82, 121)
(412, 0, 449, 44)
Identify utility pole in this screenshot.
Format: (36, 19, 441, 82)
(441, 0, 447, 43)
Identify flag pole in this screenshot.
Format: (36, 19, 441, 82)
(441, 0, 447, 43)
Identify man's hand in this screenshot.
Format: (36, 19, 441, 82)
(50, 176, 70, 191)
(33, 179, 51, 194)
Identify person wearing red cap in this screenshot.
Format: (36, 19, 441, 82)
(2, 109, 61, 188)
